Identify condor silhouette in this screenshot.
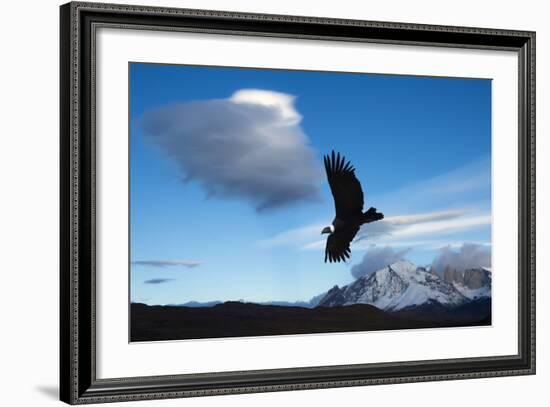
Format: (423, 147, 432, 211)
(322, 151, 384, 263)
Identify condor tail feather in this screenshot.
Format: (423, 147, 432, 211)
(362, 207, 384, 224)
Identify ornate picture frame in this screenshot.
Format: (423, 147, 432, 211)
(60, 2, 535, 404)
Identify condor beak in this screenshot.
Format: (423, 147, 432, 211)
(321, 227, 331, 234)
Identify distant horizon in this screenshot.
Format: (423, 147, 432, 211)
(130, 63, 491, 306)
(132, 250, 491, 306)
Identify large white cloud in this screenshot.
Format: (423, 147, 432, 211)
(350, 247, 411, 279)
(431, 243, 491, 274)
(140, 89, 323, 211)
(349, 243, 490, 280)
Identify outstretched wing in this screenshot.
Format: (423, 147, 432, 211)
(324, 151, 364, 219)
(324, 226, 359, 263)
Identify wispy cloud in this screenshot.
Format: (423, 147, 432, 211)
(258, 157, 491, 254)
(353, 209, 472, 241)
(257, 223, 325, 248)
(143, 278, 175, 285)
(132, 260, 203, 268)
(372, 156, 491, 214)
(386, 209, 469, 226)
(370, 213, 491, 241)
(140, 89, 323, 211)
(266, 209, 490, 251)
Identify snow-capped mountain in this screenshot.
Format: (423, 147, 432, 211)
(318, 260, 491, 311)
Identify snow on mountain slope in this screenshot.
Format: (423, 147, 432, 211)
(318, 260, 474, 311)
(453, 284, 491, 300)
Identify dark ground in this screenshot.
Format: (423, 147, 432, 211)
(130, 299, 491, 342)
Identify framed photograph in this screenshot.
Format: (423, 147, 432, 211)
(60, 1, 535, 404)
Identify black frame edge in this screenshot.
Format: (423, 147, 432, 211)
(60, 2, 74, 404)
(517, 31, 536, 375)
(60, 2, 536, 404)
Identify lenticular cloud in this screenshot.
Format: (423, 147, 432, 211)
(140, 89, 323, 211)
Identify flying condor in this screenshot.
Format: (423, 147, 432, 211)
(322, 151, 384, 263)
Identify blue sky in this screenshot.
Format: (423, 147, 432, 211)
(129, 63, 492, 305)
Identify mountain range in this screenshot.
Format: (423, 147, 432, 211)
(133, 260, 491, 341)
(317, 260, 491, 311)
(171, 293, 326, 309)
(172, 260, 491, 314)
